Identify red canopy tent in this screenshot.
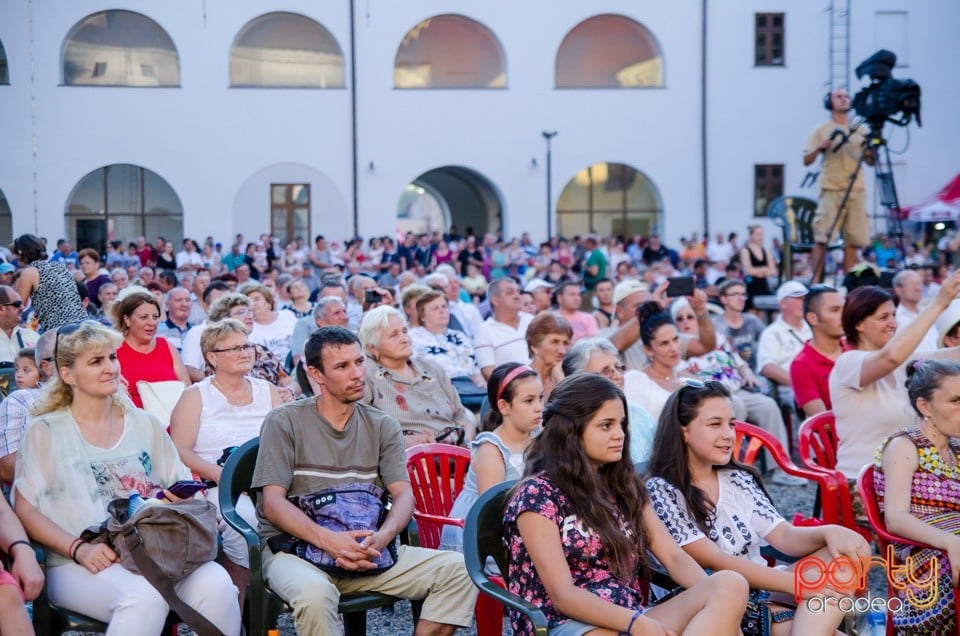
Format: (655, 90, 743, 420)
(902, 173, 960, 222)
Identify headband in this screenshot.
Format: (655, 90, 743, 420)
(496, 365, 535, 403)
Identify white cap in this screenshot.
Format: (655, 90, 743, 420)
(776, 280, 809, 303)
(613, 279, 650, 305)
(524, 279, 554, 293)
(936, 299, 960, 348)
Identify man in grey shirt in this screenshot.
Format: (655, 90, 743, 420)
(252, 327, 476, 635)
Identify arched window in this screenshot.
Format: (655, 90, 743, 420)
(62, 11, 179, 87)
(395, 15, 506, 88)
(557, 163, 661, 238)
(66, 164, 183, 251)
(556, 14, 663, 88)
(0, 39, 9, 85)
(230, 12, 344, 88)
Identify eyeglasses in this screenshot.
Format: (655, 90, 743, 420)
(722, 292, 747, 298)
(210, 343, 256, 355)
(599, 363, 627, 379)
(228, 309, 252, 318)
(0, 300, 23, 308)
(675, 314, 697, 322)
(53, 320, 101, 368)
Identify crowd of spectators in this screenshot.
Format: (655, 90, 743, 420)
(1, 222, 960, 635)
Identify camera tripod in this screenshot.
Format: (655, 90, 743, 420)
(810, 122, 906, 283)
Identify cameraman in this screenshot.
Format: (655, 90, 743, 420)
(803, 88, 875, 282)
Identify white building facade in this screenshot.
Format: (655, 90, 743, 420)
(0, 0, 957, 251)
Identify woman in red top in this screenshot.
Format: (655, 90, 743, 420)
(112, 288, 191, 408)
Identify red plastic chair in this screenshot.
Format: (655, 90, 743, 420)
(857, 465, 960, 636)
(405, 444, 503, 636)
(798, 412, 873, 542)
(734, 421, 840, 525)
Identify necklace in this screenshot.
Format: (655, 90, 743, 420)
(212, 376, 251, 406)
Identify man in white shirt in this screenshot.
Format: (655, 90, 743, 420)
(175, 239, 203, 272)
(474, 278, 533, 379)
(756, 281, 813, 407)
(706, 233, 734, 265)
(893, 269, 939, 352)
(0, 287, 38, 364)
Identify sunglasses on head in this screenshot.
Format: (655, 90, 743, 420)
(0, 300, 22, 308)
(53, 320, 102, 368)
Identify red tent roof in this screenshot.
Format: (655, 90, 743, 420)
(902, 173, 960, 217)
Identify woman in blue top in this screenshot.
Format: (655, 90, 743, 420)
(440, 362, 543, 551)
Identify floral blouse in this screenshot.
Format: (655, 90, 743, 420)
(677, 334, 748, 393)
(503, 474, 645, 635)
(409, 326, 481, 379)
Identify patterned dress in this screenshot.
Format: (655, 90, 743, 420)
(28, 260, 87, 332)
(875, 428, 960, 635)
(503, 474, 645, 636)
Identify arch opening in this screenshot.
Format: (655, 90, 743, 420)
(395, 14, 506, 88)
(556, 14, 663, 88)
(397, 167, 502, 237)
(557, 162, 662, 238)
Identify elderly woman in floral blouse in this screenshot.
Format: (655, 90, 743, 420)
(359, 305, 477, 448)
(408, 290, 485, 391)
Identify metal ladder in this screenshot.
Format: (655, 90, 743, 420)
(828, 0, 851, 91)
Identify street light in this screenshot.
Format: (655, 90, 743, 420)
(542, 131, 558, 240)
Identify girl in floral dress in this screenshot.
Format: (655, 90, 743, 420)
(876, 359, 960, 635)
(504, 373, 748, 636)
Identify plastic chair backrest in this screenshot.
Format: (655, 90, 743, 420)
(405, 443, 471, 549)
(798, 411, 839, 472)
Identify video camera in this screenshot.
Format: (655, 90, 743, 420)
(852, 50, 921, 128)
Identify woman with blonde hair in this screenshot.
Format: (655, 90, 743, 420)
(170, 318, 281, 609)
(13, 322, 241, 635)
(113, 287, 191, 409)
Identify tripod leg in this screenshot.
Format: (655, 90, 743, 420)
(811, 243, 827, 284)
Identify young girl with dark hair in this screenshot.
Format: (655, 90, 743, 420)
(440, 362, 542, 551)
(505, 373, 748, 636)
(875, 359, 960, 634)
(647, 380, 870, 635)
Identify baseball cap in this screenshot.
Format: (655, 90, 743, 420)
(936, 299, 960, 348)
(0, 263, 14, 274)
(524, 279, 554, 293)
(613, 279, 650, 305)
(776, 280, 809, 303)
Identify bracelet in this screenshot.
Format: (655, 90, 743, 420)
(624, 608, 644, 636)
(70, 539, 86, 564)
(5, 539, 31, 558)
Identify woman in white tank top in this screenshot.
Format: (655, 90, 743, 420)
(170, 319, 281, 610)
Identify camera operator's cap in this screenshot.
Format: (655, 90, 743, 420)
(0, 263, 13, 274)
(523, 279, 554, 293)
(613, 279, 650, 305)
(935, 299, 960, 348)
(776, 280, 809, 303)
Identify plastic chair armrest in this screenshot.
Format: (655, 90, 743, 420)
(412, 511, 466, 529)
(474, 579, 549, 636)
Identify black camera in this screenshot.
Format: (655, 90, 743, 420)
(852, 50, 921, 128)
(364, 289, 383, 304)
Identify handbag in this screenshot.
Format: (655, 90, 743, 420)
(268, 482, 398, 578)
(104, 497, 224, 636)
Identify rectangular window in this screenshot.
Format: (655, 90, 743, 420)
(755, 13, 785, 66)
(754, 164, 783, 216)
(269, 183, 311, 245)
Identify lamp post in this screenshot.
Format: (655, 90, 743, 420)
(542, 131, 558, 240)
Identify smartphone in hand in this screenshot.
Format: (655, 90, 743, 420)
(666, 276, 695, 297)
(163, 480, 208, 499)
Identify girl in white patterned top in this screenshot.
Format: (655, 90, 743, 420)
(646, 380, 870, 636)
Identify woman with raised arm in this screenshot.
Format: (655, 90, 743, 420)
(505, 373, 748, 636)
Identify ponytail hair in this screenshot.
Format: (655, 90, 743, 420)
(482, 362, 538, 432)
(637, 300, 675, 346)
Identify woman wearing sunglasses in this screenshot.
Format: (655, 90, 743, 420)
(504, 373, 748, 636)
(647, 380, 870, 636)
(169, 318, 281, 610)
(13, 321, 241, 635)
